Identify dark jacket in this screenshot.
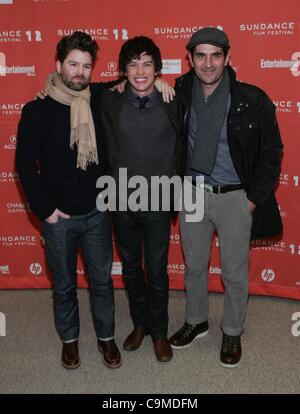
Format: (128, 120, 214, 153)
(99, 87, 184, 178)
(16, 82, 113, 220)
(175, 66, 283, 239)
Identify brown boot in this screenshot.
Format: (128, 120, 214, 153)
(61, 340, 80, 369)
(153, 338, 173, 362)
(98, 339, 122, 369)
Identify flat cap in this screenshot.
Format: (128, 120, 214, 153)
(186, 27, 229, 51)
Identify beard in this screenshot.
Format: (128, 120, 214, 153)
(60, 73, 90, 91)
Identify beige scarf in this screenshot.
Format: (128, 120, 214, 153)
(45, 72, 98, 170)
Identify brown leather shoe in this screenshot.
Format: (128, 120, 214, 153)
(153, 338, 173, 362)
(123, 327, 148, 351)
(97, 339, 122, 369)
(61, 340, 80, 369)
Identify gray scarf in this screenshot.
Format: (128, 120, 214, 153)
(191, 69, 230, 174)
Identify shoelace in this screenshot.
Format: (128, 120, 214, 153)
(222, 336, 240, 352)
(178, 323, 197, 338)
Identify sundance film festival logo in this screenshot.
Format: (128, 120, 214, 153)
(279, 173, 289, 186)
(251, 240, 285, 253)
(0, 235, 37, 247)
(240, 22, 294, 36)
(1, 103, 25, 116)
(261, 269, 275, 283)
(0, 171, 19, 183)
(0, 313, 6, 337)
(30, 263, 42, 275)
(153, 25, 223, 40)
(0, 30, 42, 43)
(100, 61, 119, 77)
(273, 100, 300, 114)
(57, 28, 128, 41)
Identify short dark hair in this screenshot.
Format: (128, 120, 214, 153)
(118, 36, 162, 73)
(56, 31, 99, 65)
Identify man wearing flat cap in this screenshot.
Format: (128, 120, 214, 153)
(169, 27, 283, 367)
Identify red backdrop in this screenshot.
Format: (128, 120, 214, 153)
(0, 0, 299, 300)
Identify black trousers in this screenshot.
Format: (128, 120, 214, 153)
(113, 211, 171, 339)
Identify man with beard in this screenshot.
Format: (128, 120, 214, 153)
(16, 31, 121, 370)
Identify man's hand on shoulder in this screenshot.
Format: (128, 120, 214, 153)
(35, 90, 47, 100)
(155, 77, 175, 103)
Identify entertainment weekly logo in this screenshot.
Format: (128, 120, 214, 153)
(1, 103, 25, 117)
(153, 25, 224, 40)
(0, 53, 36, 77)
(57, 28, 128, 42)
(240, 22, 295, 36)
(209, 266, 221, 275)
(260, 52, 300, 77)
(0, 234, 37, 247)
(0, 30, 42, 43)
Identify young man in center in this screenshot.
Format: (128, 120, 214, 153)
(100, 36, 183, 362)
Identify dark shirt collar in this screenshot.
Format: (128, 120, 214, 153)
(126, 86, 159, 108)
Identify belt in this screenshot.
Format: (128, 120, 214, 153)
(191, 179, 243, 194)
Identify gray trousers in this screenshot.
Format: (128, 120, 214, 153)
(180, 188, 252, 336)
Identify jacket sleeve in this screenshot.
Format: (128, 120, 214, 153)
(16, 102, 56, 221)
(247, 93, 283, 206)
(90, 79, 123, 99)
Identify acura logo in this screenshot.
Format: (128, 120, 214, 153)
(108, 61, 117, 71)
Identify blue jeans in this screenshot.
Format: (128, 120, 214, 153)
(42, 209, 114, 342)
